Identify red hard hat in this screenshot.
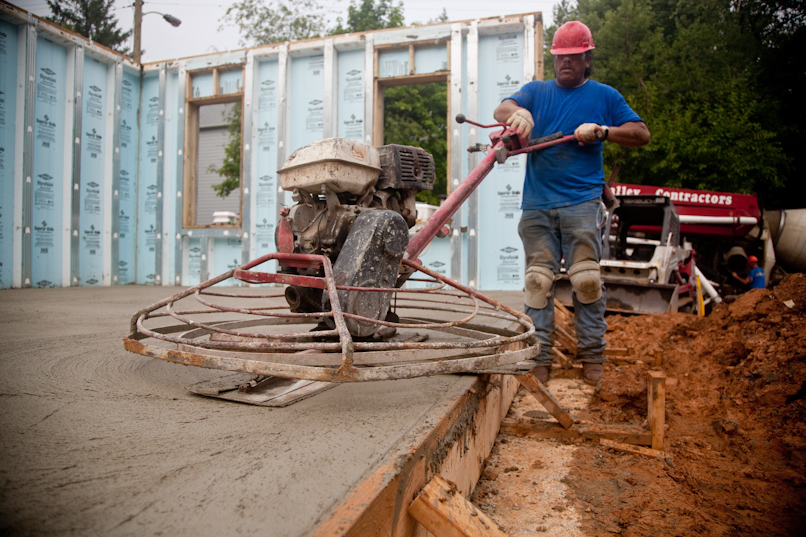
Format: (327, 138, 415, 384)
(551, 21, 595, 55)
(747, 255, 758, 263)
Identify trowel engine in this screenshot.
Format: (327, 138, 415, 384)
(275, 138, 436, 337)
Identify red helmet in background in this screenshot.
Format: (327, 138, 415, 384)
(551, 21, 595, 55)
(747, 255, 759, 263)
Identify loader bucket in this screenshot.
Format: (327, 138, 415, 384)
(554, 277, 679, 315)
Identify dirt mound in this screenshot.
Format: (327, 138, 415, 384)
(568, 273, 806, 536)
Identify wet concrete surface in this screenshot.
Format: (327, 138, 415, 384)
(0, 286, 525, 537)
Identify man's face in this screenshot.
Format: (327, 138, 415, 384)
(553, 53, 590, 88)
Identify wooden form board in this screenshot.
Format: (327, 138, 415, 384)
(409, 475, 509, 537)
(310, 373, 519, 537)
(311, 319, 529, 537)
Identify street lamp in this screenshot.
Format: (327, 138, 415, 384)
(132, 0, 182, 63)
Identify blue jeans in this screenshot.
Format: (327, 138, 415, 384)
(518, 199, 608, 366)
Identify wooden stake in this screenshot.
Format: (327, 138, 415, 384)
(515, 372, 574, 429)
(552, 347, 573, 369)
(501, 418, 651, 446)
(600, 438, 665, 459)
(647, 371, 666, 450)
(409, 475, 510, 537)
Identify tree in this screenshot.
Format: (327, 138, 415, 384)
(384, 84, 448, 205)
(220, 0, 326, 46)
(429, 8, 449, 24)
(543, 0, 792, 204)
(736, 0, 806, 207)
(330, 0, 404, 35)
(209, 103, 242, 198)
(46, 0, 130, 53)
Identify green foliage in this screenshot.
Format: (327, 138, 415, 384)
(409, 7, 449, 25)
(46, 0, 130, 53)
(624, 82, 786, 193)
(545, 0, 797, 206)
(737, 0, 806, 207)
(430, 8, 449, 23)
(330, 0, 404, 35)
(383, 84, 448, 205)
(220, 0, 326, 46)
(209, 103, 243, 198)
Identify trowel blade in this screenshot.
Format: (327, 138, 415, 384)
(188, 373, 336, 407)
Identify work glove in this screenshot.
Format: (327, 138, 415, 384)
(506, 108, 534, 139)
(574, 123, 606, 145)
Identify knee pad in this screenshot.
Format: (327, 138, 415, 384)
(568, 260, 602, 304)
(524, 265, 555, 309)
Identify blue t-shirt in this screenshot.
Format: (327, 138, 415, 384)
(505, 79, 643, 210)
(748, 266, 765, 289)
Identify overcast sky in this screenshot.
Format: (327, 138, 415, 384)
(13, 0, 559, 62)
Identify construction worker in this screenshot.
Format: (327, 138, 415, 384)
(493, 21, 651, 385)
(732, 255, 765, 289)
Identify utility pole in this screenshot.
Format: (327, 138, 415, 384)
(133, 0, 142, 63)
(131, 0, 180, 64)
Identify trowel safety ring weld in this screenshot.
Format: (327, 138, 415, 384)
(124, 252, 539, 382)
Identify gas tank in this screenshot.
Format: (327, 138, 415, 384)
(278, 138, 381, 196)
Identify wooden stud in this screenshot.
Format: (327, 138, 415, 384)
(409, 475, 510, 537)
(212, 67, 221, 96)
(373, 49, 382, 146)
(535, 14, 544, 81)
(515, 372, 574, 429)
(182, 101, 199, 228)
(647, 371, 666, 450)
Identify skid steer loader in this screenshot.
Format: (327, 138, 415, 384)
(555, 194, 698, 314)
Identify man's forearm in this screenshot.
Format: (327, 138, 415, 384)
(607, 121, 651, 147)
(494, 99, 521, 124)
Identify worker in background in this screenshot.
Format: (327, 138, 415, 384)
(732, 255, 765, 290)
(493, 21, 651, 386)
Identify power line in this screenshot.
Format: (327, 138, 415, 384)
(137, 1, 226, 5)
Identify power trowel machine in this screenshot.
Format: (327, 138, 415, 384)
(124, 116, 578, 399)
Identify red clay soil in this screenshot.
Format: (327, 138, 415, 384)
(479, 273, 806, 536)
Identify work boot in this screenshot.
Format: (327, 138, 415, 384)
(532, 365, 550, 384)
(582, 362, 603, 385)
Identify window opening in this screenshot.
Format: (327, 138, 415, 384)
(196, 102, 241, 225)
(183, 65, 244, 228)
(382, 82, 448, 206)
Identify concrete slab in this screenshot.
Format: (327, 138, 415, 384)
(0, 286, 526, 536)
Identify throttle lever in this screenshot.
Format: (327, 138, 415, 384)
(455, 113, 507, 130)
